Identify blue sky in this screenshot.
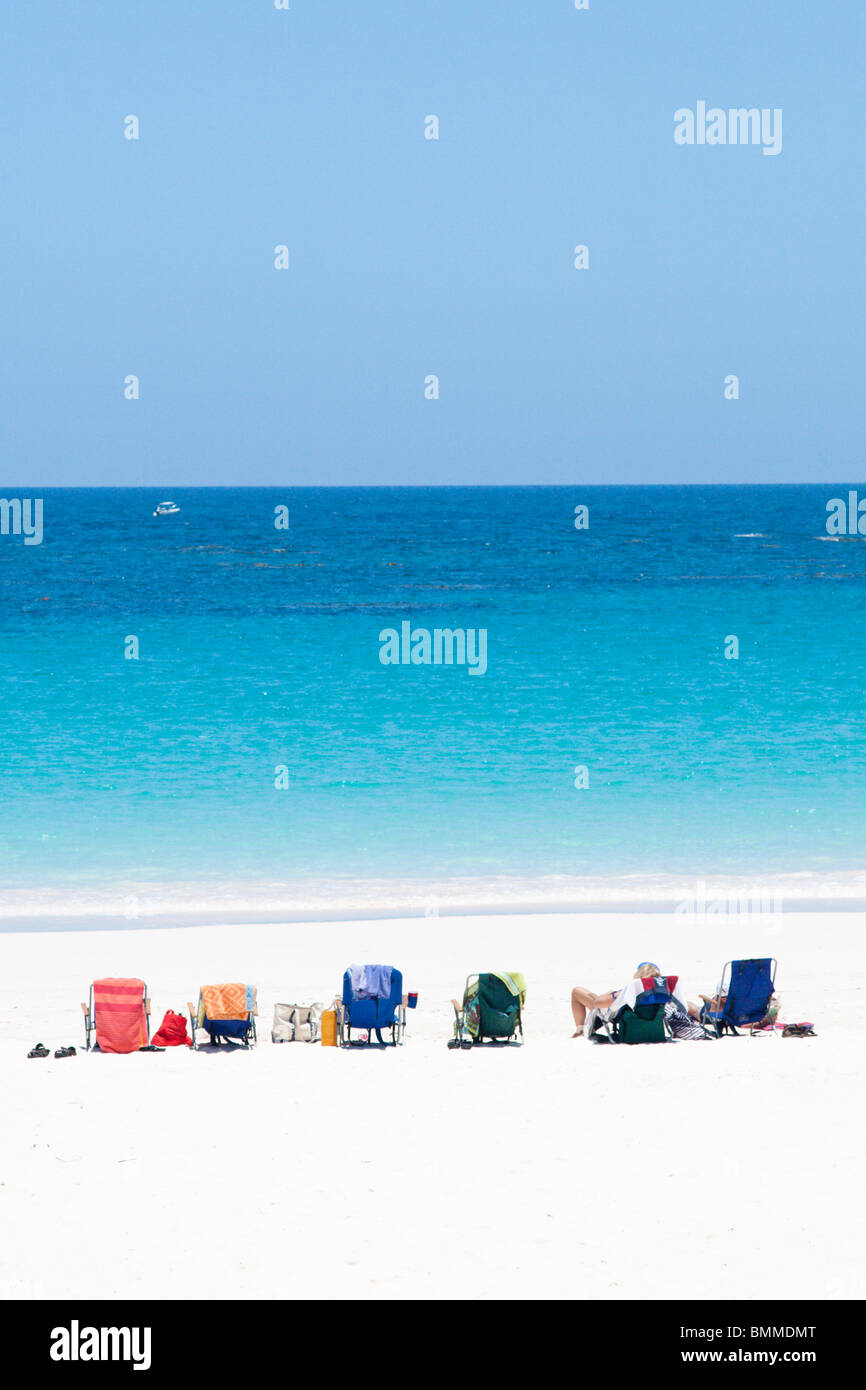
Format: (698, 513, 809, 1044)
(1, 2, 862, 486)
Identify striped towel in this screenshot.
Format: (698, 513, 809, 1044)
(664, 1002, 713, 1040)
(93, 978, 148, 1053)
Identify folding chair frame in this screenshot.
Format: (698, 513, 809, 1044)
(338, 1002, 406, 1048)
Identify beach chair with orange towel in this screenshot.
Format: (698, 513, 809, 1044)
(81, 978, 151, 1053)
(188, 983, 257, 1049)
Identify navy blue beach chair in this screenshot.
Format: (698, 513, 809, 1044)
(188, 984, 258, 1050)
(700, 958, 777, 1037)
(340, 965, 406, 1047)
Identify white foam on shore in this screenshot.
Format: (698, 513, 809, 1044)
(2, 870, 866, 929)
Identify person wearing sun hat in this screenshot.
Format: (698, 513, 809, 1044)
(570, 960, 697, 1036)
(634, 960, 660, 979)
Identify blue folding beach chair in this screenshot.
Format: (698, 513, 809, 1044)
(340, 965, 406, 1047)
(700, 958, 777, 1037)
(187, 983, 258, 1050)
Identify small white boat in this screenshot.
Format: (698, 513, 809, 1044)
(153, 500, 180, 516)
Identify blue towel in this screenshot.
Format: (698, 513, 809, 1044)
(348, 963, 367, 998)
(363, 964, 392, 1000)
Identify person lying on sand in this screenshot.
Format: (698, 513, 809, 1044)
(571, 961, 700, 1036)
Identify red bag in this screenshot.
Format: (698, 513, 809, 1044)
(151, 1009, 192, 1047)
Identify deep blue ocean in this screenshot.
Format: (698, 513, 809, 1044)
(1, 486, 864, 918)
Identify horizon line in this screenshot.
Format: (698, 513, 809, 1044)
(0, 482, 858, 492)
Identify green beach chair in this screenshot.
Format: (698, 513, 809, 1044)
(448, 971, 526, 1048)
(596, 974, 678, 1044)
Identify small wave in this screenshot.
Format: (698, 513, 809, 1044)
(3, 871, 866, 929)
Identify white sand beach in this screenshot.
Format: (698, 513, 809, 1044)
(1, 910, 863, 1302)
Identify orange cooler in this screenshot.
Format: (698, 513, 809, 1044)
(321, 1009, 338, 1047)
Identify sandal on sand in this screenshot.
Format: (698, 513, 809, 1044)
(27, 1043, 50, 1058)
(54, 1046, 77, 1058)
(138, 1044, 165, 1052)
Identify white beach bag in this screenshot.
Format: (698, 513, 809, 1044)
(272, 1002, 325, 1043)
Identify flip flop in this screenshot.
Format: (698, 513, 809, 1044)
(54, 1046, 77, 1058)
(138, 1044, 165, 1052)
(27, 1043, 49, 1058)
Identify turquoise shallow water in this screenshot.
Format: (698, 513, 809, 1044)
(0, 486, 864, 914)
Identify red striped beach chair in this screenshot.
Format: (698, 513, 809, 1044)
(81, 978, 151, 1053)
